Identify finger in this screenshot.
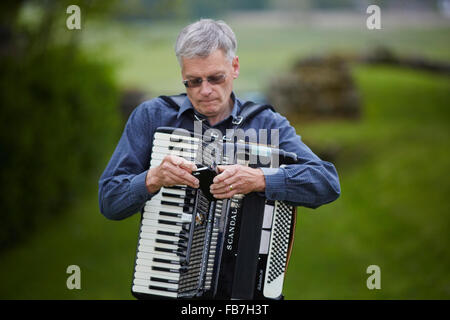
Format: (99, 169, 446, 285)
(210, 181, 239, 197)
(210, 176, 237, 192)
(174, 165, 200, 185)
(158, 171, 180, 187)
(213, 166, 235, 184)
(166, 155, 197, 173)
(217, 165, 227, 173)
(178, 159, 197, 172)
(164, 170, 199, 188)
(166, 155, 184, 167)
(163, 156, 197, 175)
(161, 163, 199, 186)
(173, 168, 200, 188)
(212, 189, 235, 199)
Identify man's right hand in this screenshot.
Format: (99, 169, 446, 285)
(145, 155, 200, 194)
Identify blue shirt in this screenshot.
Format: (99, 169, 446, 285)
(98, 93, 340, 220)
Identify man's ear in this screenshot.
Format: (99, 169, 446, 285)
(232, 56, 240, 79)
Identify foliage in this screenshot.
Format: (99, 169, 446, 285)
(0, 0, 121, 251)
(0, 46, 120, 251)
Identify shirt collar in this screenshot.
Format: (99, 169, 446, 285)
(176, 92, 242, 123)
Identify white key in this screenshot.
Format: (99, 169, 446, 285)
(151, 147, 195, 159)
(138, 243, 182, 256)
(135, 266, 180, 281)
(139, 239, 183, 251)
(139, 231, 181, 242)
(132, 285, 178, 298)
(134, 268, 179, 282)
(135, 261, 181, 273)
(141, 218, 184, 232)
(137, 245, 184, 263)
(143, 211, 185, 223)
(149, 152, 195, 163)
(154, 132, 199, 144)
(141, 215, 188, 228)
(144, 203, 188, 215)
(137, 251, 180, 263)
(136, 257, 179, 268)
(151, 193, 187, 203)
(133, 278, 178, 290)
(153, 139, 198, 151)
(143, 210, 191, 223)
(152, 145, 197, 156)
(140, 225, 183, 237)
(160, 187, 188, 196)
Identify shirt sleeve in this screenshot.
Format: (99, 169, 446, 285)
(98, 101, 158, 220)
(259, 112, 341, 209)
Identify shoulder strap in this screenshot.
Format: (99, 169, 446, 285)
(233, 101, 276, 129)
(158, 93, 187, 111)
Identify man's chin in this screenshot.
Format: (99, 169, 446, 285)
(199, 99, 218, 107)
(198, 101, 220, 113)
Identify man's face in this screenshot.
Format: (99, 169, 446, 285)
(181, 49, 239, 125)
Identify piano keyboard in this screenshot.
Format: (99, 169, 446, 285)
(132, 130, 225, 298)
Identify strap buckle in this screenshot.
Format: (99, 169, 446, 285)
(232, 116, 243, 125)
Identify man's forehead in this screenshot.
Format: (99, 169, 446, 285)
(183, 69, 226, 79)
(181, 50, 231, 77)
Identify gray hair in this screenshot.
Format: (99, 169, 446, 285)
(175, 19, 237, 66)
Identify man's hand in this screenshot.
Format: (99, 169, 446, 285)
(146, 155, 199, 194)
(209, 165, 266, 199)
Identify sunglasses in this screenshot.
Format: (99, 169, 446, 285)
(183, 74, 226, 88)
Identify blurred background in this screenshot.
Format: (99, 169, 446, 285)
(0, 0, 449, 299)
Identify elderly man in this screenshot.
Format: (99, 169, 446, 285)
(99, 19, 340, 221)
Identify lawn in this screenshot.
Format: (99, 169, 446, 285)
(0, 19, 449, 299)
(284, 65, 450, 299)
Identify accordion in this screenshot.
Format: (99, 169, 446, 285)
(131, 127, 298, 300)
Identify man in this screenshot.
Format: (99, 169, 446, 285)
(98, 19, 340, 221)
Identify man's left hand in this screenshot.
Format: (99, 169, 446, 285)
(209, 165, 266, 199)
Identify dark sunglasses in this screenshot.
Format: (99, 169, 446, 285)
(183, 74, 226, 88)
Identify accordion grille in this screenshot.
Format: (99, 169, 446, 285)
(267, 201, 292, 283)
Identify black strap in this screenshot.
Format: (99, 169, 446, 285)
(158, 93, 187, 111)
(234, 100, 275, 129)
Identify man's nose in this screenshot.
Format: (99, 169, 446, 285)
(199, 79, 213, 96)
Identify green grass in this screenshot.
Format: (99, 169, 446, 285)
(1, 20, 449, 299)
(0, 181, 139, 299)
(284, 66, 450, 299)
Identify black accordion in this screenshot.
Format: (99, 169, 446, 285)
(131, 127, 298, 300)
